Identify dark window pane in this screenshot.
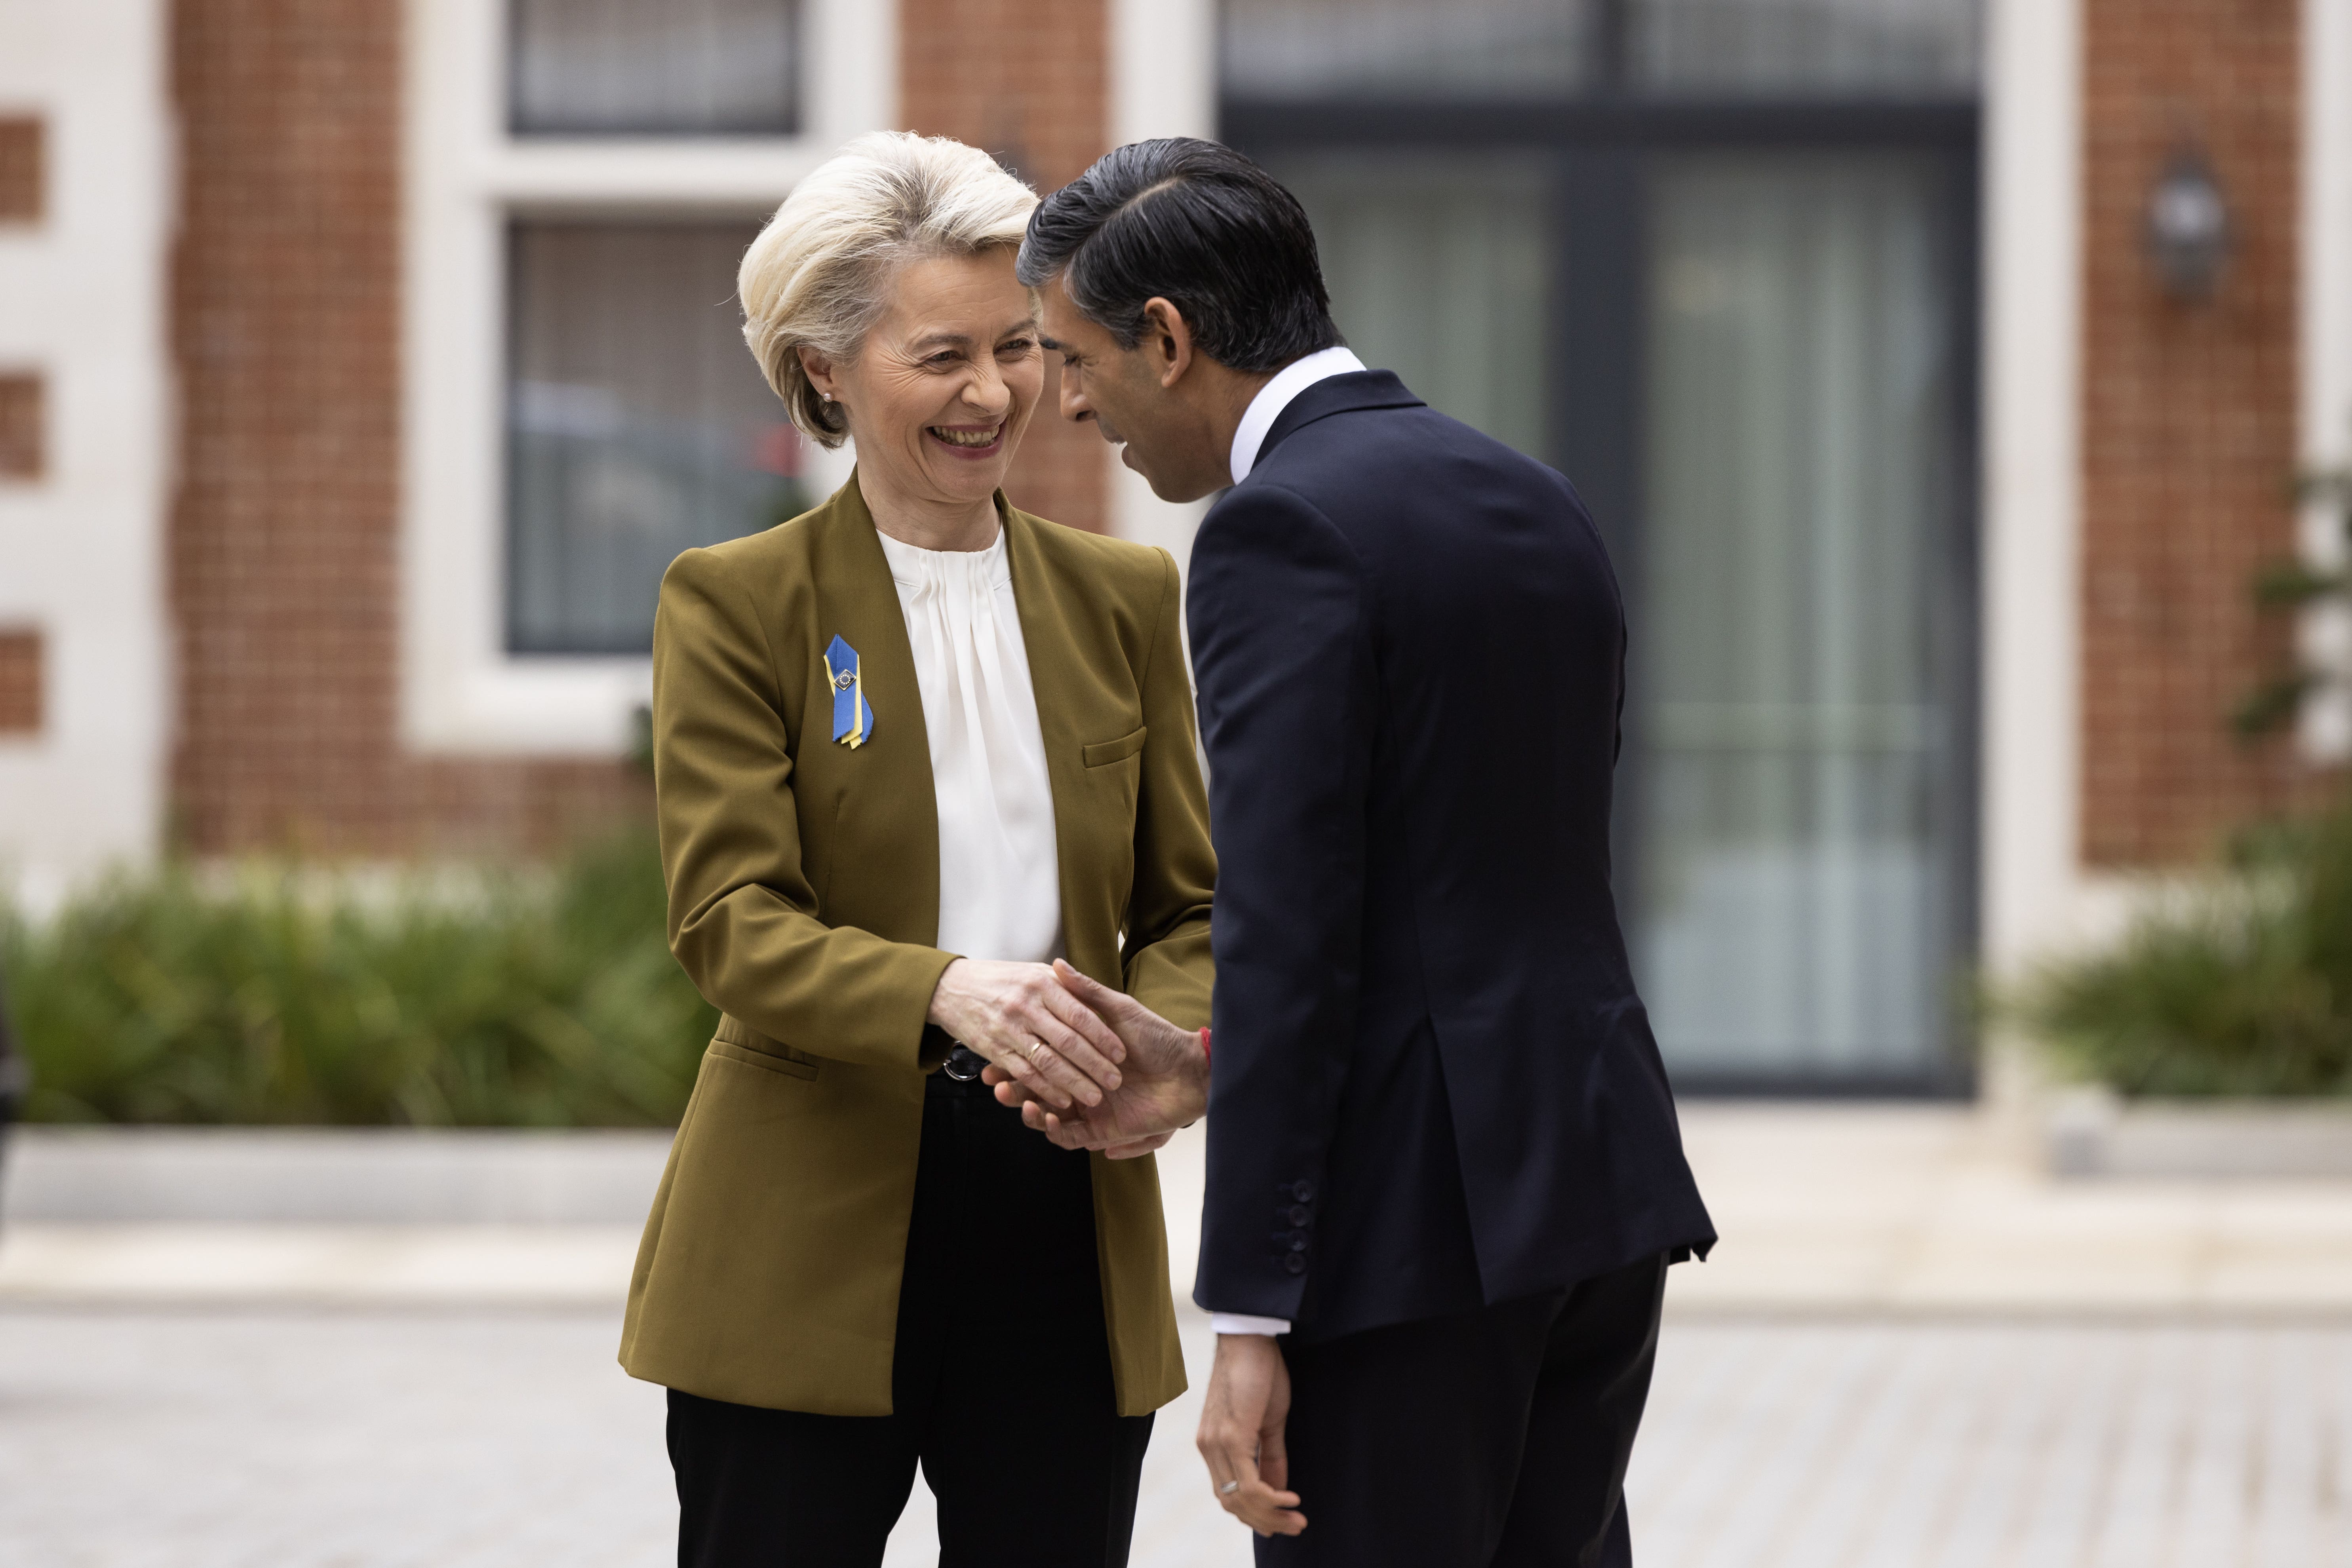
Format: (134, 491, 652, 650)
(511, 0, 800, 135)
(1630, 0, 1980, 95)
(1633, 150, 1964, 1077)
(1220, 0, 1978, 99)
(506, 221, 804, 655)
(1223, 0, 1605, 100)
(1269, 152, 1550, 461)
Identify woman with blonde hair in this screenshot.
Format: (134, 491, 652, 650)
(617, 131, 1215, 1565)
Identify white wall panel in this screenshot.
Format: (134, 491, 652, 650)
(0, 0, 174, 904)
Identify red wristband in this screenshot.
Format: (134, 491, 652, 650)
(1200, 1027, 1211, 1063)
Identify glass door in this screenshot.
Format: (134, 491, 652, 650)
(1633, 149, 1970, 1083)
(1233, 0, 1981, 1092)
(1273, 153, 1552, 460)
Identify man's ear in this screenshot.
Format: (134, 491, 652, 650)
(1139, 297, 1195, 391)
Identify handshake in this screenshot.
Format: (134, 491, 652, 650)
(925, 957, 1210, 1157)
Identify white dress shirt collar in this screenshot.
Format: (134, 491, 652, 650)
(1227, 345, 1369, 487)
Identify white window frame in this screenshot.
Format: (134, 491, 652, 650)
(1978, 0, 2085, 971)
(2299, 0, 2352, 760)
(1107, 0, 1216, 577)
(401, 0, 882, 755)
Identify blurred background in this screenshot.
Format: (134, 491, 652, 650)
(1, 1, 2349, 1564)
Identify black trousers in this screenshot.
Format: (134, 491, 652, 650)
(1259, 1251, 1670, 1568)
(667, 1073, 1154, 1567)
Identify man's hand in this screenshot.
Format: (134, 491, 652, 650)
(926, 959, 1125, 1111)
(985, 960, 1208, 1155)
(1197, 1333, 1306, 1537)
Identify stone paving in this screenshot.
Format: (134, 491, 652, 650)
(3, 1307, 2349, 1567)
(4, 1105, 2349, 1564)
(16, 1107, 2352, 1316)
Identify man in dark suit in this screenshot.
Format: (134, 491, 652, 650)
(1005, 138, 1716, 1566)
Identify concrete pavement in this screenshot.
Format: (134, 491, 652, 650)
(10, 1106, 2351, 1316)
(2, 1104, 2348, 1564)
(2, 1308, 2346, 1567)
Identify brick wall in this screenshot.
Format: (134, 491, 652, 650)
(2080, 0, 2310, 864)
(902, 0, 1111, 534)
(0, 116, 40, 223)
(0, 372, 39, 480)
(165, 0, 1116, 858)
(169, 0, 643, 856)
(0, 630, 40, 735)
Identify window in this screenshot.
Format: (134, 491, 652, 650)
(510, 0, 802, 135)
(1277, 154, 1550, 459)
(1634, 150, 1967, 1079)
(1223, 0, 1605, 100)
(1222, 0, 1978, 100)
(402, 1, 885, 752)
(501, 2, 811, 653)
(506, 221, 805, 654)
(1631, 0, 1979, 94)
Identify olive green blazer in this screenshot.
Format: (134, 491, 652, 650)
(618, 475, 1215, 1419)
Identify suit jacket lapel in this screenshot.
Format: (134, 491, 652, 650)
(805, 473, 943, 946)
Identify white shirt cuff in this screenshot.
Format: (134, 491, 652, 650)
(1209, 1313, 1292, 1337)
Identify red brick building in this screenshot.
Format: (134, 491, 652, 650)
(0, 0, 2341, 1091)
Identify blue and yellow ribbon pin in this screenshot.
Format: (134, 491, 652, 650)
(823, 635, 874, 749)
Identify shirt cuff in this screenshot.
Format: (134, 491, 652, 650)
(1209, 1313, 1291, 1337)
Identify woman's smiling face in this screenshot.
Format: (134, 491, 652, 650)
(802, 249, 1043, 521)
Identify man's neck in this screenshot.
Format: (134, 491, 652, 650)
(1199, 365, 1276, 483)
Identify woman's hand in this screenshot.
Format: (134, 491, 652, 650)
(927, 959, 1126, 1110)
(985, 961, 1211, 1155)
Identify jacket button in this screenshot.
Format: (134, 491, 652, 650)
(1292, 1180, 1315, 1203)
(1288, 1205, 1312, 1226)
(1288, 1233, 1309, 1252)
(1284, 1252, 1309, 1275)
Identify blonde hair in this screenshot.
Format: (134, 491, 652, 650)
(739, 131, 1039, 448)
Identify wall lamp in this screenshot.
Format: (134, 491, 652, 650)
(2146, 151, 2231, 301)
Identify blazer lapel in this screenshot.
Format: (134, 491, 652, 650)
(1001, 500, 1119, 982)
(803, 473, 943, 946)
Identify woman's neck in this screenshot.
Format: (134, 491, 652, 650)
(860, 462, 1001, 553)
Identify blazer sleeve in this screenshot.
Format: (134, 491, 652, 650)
(1186, 484, 1375, 1322)
(1118, 548, 1217, 1031)
(653, 548, 956, 1072)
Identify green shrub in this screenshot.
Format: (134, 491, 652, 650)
(2021, 813, 2352, 1098)
(0, 826, 716, 1125)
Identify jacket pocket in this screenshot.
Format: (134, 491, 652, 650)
(710, 1016, 822, 1080)
(1082, 725, 1148, 768)
(709, 1039, 820, 1082)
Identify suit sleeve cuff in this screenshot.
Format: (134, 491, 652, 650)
(1209, 1313, 1291, 1337)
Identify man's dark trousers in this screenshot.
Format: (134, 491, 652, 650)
(1259, 1253, 1667, 1568)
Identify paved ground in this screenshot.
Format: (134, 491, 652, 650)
(4, 1105, 2349, 1564)
(3, 1307, 2349, 1567)
(13, 1107, 2352, 1315)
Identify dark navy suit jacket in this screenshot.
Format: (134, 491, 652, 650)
(1189, 370, 1716, 1342)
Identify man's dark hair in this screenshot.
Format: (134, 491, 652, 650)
(1016, 138, 1342, 374)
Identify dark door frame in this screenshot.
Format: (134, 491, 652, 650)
(1224, 94, 1984, 1097)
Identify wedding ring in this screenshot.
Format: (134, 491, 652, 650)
(1219, 1481, 1241, 1496)
(1027, 1038, 1045, 1062)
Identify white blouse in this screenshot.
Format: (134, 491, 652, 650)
(875, 524, 1064, 964)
